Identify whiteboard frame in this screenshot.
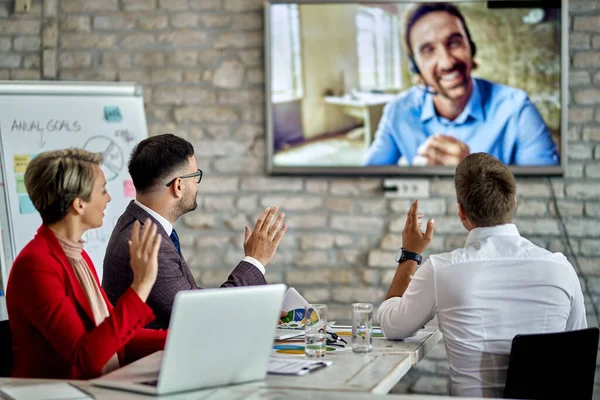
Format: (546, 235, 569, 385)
(0, 81, 143, 96)
(0, 81, 144, 290)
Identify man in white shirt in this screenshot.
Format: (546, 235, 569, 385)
(378, 153, 586, 398)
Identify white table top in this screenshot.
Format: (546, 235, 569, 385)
(324, 94, 396, 107)
(0, 378, 500, 399)
(372, 329, 443, 365)
(0, 327, 443, 398)
(326, 323, 441, 365)
(266, 352, 412, 394)
(266, 325, 441, 393)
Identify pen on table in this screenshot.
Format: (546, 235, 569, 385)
(302, 362, 327, 373)
(308, 362, 328, 372)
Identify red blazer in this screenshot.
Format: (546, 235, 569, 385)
(6, 225, 167, 379)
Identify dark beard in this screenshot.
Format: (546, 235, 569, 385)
(171, 196, 197, 221)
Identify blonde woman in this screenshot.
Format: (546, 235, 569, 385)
(6, 149, 166, 379)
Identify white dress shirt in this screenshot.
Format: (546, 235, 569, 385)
(134, 200, 265, 274)
(377, 224, 587, 398)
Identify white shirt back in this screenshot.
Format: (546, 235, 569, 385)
(378, 224, 587, 398)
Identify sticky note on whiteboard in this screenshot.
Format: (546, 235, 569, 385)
(123, 179, 136, 198)
(16, 175, 26, 194)
(19, 195, 36, 214)
(13, 154, 31, 173)
(104, 106, 123, 122)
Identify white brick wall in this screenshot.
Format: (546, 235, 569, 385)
(0, 0, 597, 396)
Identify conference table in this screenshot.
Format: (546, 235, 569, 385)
(0, 324, 443, 398)
(0, 380, 486, 400)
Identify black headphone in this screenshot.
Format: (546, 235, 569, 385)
(409, 38, 477, 75)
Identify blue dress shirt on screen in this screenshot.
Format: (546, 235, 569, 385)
(363, 78, 560, 166)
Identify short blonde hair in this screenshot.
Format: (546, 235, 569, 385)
(24, 149, 103, 225)
(454, 153, 516, 227)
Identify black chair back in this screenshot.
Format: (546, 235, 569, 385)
(504, 327, 599, 400)
(0, 319, 11, 377)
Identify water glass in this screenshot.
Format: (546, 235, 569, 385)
(352, 303, 373, 353)
(305, 331, 326, 358)
(305, 304, 327, 358)
(304, 303, 327, 332)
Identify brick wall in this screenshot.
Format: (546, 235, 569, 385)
(0, 0, 598, 396)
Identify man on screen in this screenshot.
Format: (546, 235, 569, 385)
(363, 2, 559, 167)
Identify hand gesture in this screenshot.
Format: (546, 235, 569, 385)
(402, 200, 434, 255)
(415, 134, 469, 166)
(244, 206, 288, 267)
(129, 219, 162, 302)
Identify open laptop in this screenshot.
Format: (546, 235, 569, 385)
(91, 284, 286, 395)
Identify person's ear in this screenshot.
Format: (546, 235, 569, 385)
(168, 178, 184, 199)
(457, 202, 466, 222)
(458, 202, 475, 230)
(72, 198, 85, 216)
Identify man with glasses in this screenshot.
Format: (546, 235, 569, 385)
(102, 134, 288, 329)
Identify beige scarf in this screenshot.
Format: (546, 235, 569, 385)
(52, 230, 120, 375)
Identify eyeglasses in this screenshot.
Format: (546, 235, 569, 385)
(165, 168, 203, 187)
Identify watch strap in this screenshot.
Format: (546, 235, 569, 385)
(399, 248, 423, 265)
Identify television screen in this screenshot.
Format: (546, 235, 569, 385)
(265, 0, 566, 176)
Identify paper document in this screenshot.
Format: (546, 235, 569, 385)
(0, 383, 94, 400)
(274, 328, 304, 340)
(267, 357, 332, 376)
(278, 287, 309, 329)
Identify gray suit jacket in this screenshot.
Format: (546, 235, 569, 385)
(102, 201, 267, 329)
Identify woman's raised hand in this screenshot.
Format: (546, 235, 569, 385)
(129, 219, 162, 302)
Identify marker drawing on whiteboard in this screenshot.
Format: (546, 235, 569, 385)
(11, 120, 81, 133)
(83, 136, 124, 182)
(11, 120, 44, 132)
(37, 131, 46, 148)
(115, 129, 136, 144)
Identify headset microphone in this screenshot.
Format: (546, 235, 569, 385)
(418, 85, 438, 95)
(409, 56, 438, 95)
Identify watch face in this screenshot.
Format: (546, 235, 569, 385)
(395, 248, 403, 263)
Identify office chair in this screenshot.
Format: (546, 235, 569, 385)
(0, 319, 11, 377)
(504, 327, 599, 400)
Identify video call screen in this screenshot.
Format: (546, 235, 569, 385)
(266, 1, 564, 175)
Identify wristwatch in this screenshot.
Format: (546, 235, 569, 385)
(395, 247, 423, 265)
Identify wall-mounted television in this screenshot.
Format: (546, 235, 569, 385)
(265, 0, 566, 176)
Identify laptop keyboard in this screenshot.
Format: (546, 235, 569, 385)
(139, 379, 159, 386)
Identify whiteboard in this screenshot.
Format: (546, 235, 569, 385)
(0, 81, 148, 285)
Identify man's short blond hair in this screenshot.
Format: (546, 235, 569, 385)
(24, 148, 103, 225)
(454, 153, 516, 227)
